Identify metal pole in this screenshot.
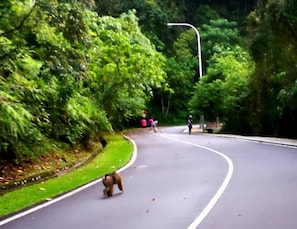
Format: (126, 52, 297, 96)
(167, 22, 202, 79)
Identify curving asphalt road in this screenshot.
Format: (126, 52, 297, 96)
(1, 126, 297, 229)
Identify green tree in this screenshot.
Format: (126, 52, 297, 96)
(189, 45, 254, 132)
(248, 0, 297, 137)
(87, 10, 166, 128)
(150, 29, 196, 123)
(200, 18, 241, 70)
(0, 1, 165, 162)
(0, 0, 49, 161)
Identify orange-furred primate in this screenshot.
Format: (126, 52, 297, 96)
(102, 172, 123, 197)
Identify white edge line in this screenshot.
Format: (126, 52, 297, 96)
(212, 134, 297, 149)
(159, 134, 234, 229)
(0, 135, 137, 226)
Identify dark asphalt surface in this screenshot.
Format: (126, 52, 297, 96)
(1, 126, 297, 229)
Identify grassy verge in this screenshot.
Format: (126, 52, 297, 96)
(0, 133, 134, 218)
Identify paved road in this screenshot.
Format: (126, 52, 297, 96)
(1, 126, 297, 229)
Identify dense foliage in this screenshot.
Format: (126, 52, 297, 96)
(247, 0, 297, 137)
(0, 0, 165, 162)
(1, 0, 296, 164)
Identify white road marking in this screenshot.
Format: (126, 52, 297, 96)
(0, 135, 137, 226)
(158, 133, 234, 229)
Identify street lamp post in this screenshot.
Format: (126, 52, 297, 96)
(167, 22, 202, 79)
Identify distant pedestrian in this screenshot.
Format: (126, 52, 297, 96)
(141, 118, 147, 129)
(187, 115, 193, 135)
(148, 117, 154, 129)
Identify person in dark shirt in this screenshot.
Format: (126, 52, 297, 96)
(187, 115, 193, 135)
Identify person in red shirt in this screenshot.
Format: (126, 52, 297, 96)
(141, 118, 147, 129)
